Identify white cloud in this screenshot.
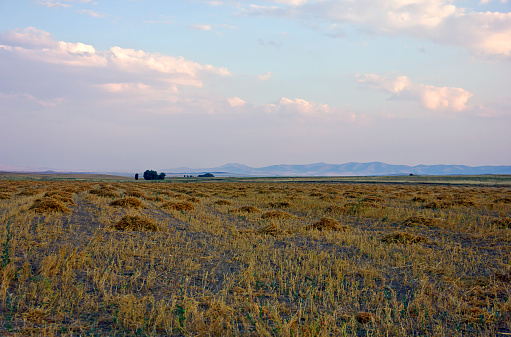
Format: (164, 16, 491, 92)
(256, 71, 272, 80)
(0, 27, 57, 49)
(271, 0, 310, 5)
(190, 24, 213, 31)
(37, 1, 71, 8)
(1, 28, 231, 88)
(246, 0, 511, 58)
(356, 73, 474, 112)
(228, 97, 247, 107)
(37, 0, 96, 8)
(76, 9, 105, 18)
(355, 72, 473, 111)
(265, 97, 331, 115)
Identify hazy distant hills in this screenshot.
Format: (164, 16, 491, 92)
(164, 162, 511, 177)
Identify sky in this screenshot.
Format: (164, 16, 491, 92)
(0, 0, 510, 172)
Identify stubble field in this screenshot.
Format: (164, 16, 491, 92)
(0, 178, 510, 336)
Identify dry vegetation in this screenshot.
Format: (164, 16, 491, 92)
(0, 179, 510, 336)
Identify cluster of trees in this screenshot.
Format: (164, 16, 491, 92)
(141, 170, 165, 180)
(135, 171, 213, 180)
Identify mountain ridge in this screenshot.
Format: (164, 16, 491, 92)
(162, 162, 511, 177)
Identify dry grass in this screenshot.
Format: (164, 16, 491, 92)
(256, 223, 291, 236)
(0, 179, 509, 336)
(110, 215, 162, 232)
(89, 188, 119, 198)
(214, 199, 232, 205)
(29, 198, 71, 214)
(355, 312, 375, 324)
(380, 231, 429, 244)
(268, 201, 292, 208)
(305, 217, 350, 231)
(160, 201, 195, 211)
(0, 192, 11, 200)
(491, 217, 511, 228)
(402, 215, 438, 227)
(109, 197, 144, 208)
(231, 206, 262, 213)
(261, 210, 293, 219)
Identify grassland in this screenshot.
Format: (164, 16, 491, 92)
(0, 178, 510, 336)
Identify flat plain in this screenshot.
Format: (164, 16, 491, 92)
(0, 176, 510, 336)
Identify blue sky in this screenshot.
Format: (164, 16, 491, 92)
(0, 0, 510, 171)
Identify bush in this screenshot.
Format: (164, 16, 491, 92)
(198, 173, 214, 177)
(143, 170, 165, 181)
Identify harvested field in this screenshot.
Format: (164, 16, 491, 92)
(160, 201, 195, 211)
(110, 215, 161, 231)
(380, 231, 429, 244)
(261, 210, 293, 219)
(402, 215, 438, 227)
(109, 197, 144, 208)
(231, 205, 261, 213)
(29, 197, 71, 214)
(305, 217, 349, 231)
(214, 199, 232, 205)
(0, 179, 510, 336)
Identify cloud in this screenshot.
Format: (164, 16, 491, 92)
(37, 1, 71, 8)
(245, 0, 511, 58)
(0, 27, 360, 124)
(228, 97, 247, 107)
(76, 9, 105, 18)
(0, 27, 57, 49)
(37, 0, 96, 8)
(188, 23, 236, 34)
(355, 73, 473, 111)
(256, 71, 272, 80)
(0, 92, 64, 108)
(0, 27, 231, 88)
(190, 24, 213, 31)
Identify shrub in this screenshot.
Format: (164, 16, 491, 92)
(198, 173, 215, 177)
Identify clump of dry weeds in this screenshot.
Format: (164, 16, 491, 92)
(215, 199, 232, 205)
(305, 217, 349, 231)
(491, 217, 511, 228)
(268, 201, 292, 208)
(110, 197, 144, 208)
(110, 215, 162, 231)
(0, 192, 11, 200)
(232, 206, 261, 213)
(29, 198, 71, 214)
(325, 205, 344, 214)
(403, 215, 438, 227)
(261, 210, 293, 219)
(356, 312, 375, 324)
(89, 188, 119, 198)
(125, 190, 145, 198)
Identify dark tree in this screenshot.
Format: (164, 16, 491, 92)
(135, 173, 139, 180)
(198, 173, 214, 177)
(143, 170, 159, 180)
(158, 172, 166, 180)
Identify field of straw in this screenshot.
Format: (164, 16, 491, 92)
(0, 179, 510, 336)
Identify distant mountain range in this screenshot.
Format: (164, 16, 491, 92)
(163, 162, 511, 177)
(3, 162, 511, 177)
